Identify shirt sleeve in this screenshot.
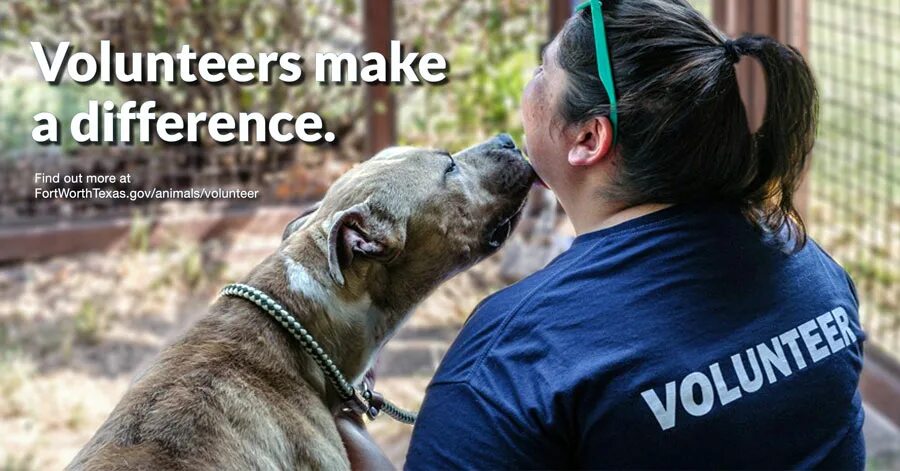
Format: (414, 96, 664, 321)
(844, 270, 860, 309)
(404, 381, 564, 470)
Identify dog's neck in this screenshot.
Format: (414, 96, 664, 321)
(280, 252, 387, 377)
(224, 230, 405, 405)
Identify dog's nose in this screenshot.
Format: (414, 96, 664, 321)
(493, 133, 517, 149)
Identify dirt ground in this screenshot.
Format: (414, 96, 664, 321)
(2, 201, 897, 469)
(0, 200, 571, 470)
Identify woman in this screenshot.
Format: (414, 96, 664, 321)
(341, 0, 866, 468)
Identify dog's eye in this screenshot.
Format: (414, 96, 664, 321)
(445, 158, 457, 175)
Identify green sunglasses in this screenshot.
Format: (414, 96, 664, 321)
(575, 0, 618, 142)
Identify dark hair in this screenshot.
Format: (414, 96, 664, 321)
(555, 0, 818, 251)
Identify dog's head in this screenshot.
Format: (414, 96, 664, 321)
(282, 134, 534, 313)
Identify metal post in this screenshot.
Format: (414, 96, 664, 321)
(364, 0, 396, 156)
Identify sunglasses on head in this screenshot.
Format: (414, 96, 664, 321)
(575, 0, 618, 143)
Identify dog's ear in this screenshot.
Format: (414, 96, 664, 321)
(282, 202, 321, 241)
(326, 201, 405, 286)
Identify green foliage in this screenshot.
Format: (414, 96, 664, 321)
(73, 300, 108, 345)
(0, 350, 34, 418)
(128, 212, 151, 253)
(65, 402, 87, 431)
(396, 1, 545, 150)
(0, 82, 120, 158)
(0, 0, 364, 157)
(1, 451, 35, 471)
(180, 246, 205, 289)
(0, 0, 552, 156)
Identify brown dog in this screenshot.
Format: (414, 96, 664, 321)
(67, 134, 534, 470)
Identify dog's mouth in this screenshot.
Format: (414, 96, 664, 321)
(486, 200, 526, 249)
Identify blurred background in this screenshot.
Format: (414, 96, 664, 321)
(0, 0, 897, 469)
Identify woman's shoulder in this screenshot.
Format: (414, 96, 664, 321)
(431, 255, 629, 389)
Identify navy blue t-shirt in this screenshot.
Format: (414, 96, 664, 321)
(405, 202, 865, 470)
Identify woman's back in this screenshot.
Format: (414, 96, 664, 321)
(407, 202, 865, 469)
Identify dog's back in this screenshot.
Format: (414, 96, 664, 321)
(68, 307, 349, 470)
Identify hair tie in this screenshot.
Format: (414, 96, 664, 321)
(723, 40, 741, 64)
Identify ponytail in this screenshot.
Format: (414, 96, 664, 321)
(728, 34, 819, 251)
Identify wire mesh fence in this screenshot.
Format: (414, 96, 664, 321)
(0, 1, 547, 229)
(807, 0, 900, 359)
(0, 1, 895, 359)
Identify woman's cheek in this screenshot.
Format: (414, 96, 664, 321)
(523, 90, 549, 150)
(521, 77, 556, 183)
(521, 81, 537, 129)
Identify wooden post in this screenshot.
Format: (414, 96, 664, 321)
(711, 0, 809, 114)
(780, 0, 809, 55)
(364, 0, 396, 156)
(782, 0, 811, 217)
(710, 0, 810, 216)
(712, 0, 765, 132)
(548, 0, 573, 38)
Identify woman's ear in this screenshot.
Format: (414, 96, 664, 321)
(567, 116, 613, 167)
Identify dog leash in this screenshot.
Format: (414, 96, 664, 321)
(220, 283, 418, 424)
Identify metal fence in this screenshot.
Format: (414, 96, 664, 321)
(807, 0, 900, 359)
(1, 1, 896, 361)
